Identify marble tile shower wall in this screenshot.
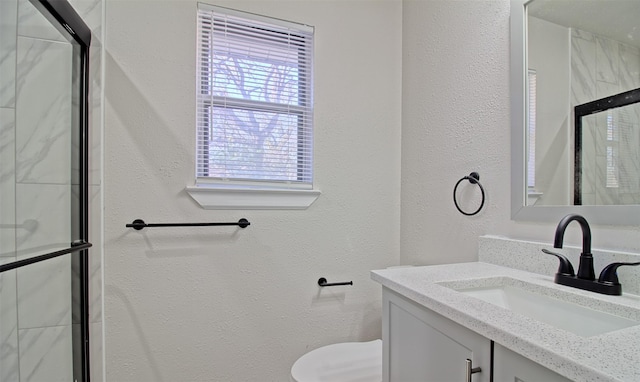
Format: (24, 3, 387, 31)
(0, 0, 103, 381)
(571, 28, 640, 205)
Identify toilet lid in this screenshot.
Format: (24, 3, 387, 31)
(291, 339, 382, 382)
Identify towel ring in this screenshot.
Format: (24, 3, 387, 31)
(453, 172, 485, 216)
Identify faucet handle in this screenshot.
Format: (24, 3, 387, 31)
(542, 249, 575, 276)
(598, 262, 640, 284)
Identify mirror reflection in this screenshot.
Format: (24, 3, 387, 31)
(574, 89, 640, 205)
(526, 0, 640, 206)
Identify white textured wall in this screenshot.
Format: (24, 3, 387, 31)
(103, 0, 640, 380)
(103, 0, 401, 381)
(401, 0, 640, 267)
(401, 0, 512, 265)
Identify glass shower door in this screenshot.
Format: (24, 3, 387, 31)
(0, 0, 92, 380)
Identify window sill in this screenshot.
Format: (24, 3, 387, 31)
(185, 185, 321, 210)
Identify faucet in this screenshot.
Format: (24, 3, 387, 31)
(543, 213, 640, 295)
(553, 214, 594, 280)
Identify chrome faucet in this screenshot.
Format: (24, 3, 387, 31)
(543, 213, 640, 295)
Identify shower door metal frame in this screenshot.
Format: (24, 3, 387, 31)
(0, 0, 93, 379)
(574, 87, 640, 206)
(28, 1, 93, 380)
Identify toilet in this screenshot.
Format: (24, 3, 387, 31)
(291, 267, 413, 381)
(290, 339, 382, 382)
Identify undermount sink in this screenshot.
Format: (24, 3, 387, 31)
(439, 277, 640, 337)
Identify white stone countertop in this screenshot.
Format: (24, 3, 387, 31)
(371, 262, 640, 382)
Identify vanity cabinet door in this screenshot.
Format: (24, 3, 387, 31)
(383, 289, 491, 382)
(493, 343, 572, 382)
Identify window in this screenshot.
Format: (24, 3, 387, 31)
(188, 4, 319, 209)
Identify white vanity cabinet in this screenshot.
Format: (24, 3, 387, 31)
(383, 289, 490, 382)
(493, 343, 572, 382)
(382, 288, 571, 382)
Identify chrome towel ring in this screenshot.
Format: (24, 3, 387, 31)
(453, 172, 485, 216)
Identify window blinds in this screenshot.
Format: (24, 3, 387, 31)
(606, 105, 639, 192)
(196, 5, 314, 187)
(527, 70, 537, 189)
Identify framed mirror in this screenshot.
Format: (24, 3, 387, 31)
(510, 0, 640, 225)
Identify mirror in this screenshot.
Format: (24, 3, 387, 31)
(574, 89, 640, 206)
(510, 0, 640, 225)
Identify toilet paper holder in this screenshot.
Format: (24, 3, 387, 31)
(318, 277, 353, 287)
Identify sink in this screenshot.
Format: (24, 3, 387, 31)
(439, 277, 640, 337)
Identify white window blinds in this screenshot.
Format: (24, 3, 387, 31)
(196, 5, 314, 188)
(527, 70, 537, 189)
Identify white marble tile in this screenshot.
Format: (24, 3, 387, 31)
(571, 28, 595, 43)
(0, 260, 19, 382)
(15, 183, 72, 329)
(89, 39, 102, 187)
(616, 113, 640, 193)
(0, 0, 17, 108)
(596, 79, 622, 100)
(571, 32, 596, 105)
(18, 325, 73, 382)
(593, 150, 608, 190)
(593, 111, 607, 157)
(15, 37, 73, 185)
(618, 43, 640, 91)
(618, 193, 640, 205)
(18, 0, 102, 43)
(69, 0, 103, 34)
(17, 0, 66, 42)
(0, 108, 16, 257)
(2, 0, 103, 379)
(594, 160, 617, 205)
(579, 116, 596, 195)
(595, 36, 619, 85)
(15, 183, 71, 251)
(580, 192, 595, 205)
(16, 254, 72, 329)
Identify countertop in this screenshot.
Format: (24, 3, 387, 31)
(371, 262, 640, 382)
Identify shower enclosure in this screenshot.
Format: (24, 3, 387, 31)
(0, 0, 93, 380)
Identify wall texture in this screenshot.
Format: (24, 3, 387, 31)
(400, 0, 640, 268)
(401, 0, 512, 265)
(103, 0, 401, 380)
(103, 0, 640, 380)
(528, 17, 571, 206)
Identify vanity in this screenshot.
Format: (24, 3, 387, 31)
(372, 237, 640, 382)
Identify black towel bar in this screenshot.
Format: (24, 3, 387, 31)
(0, 241, 92, 274)
(126, 218, 250, 230)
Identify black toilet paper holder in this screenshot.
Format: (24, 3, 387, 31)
(318, 277, 353, 287)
